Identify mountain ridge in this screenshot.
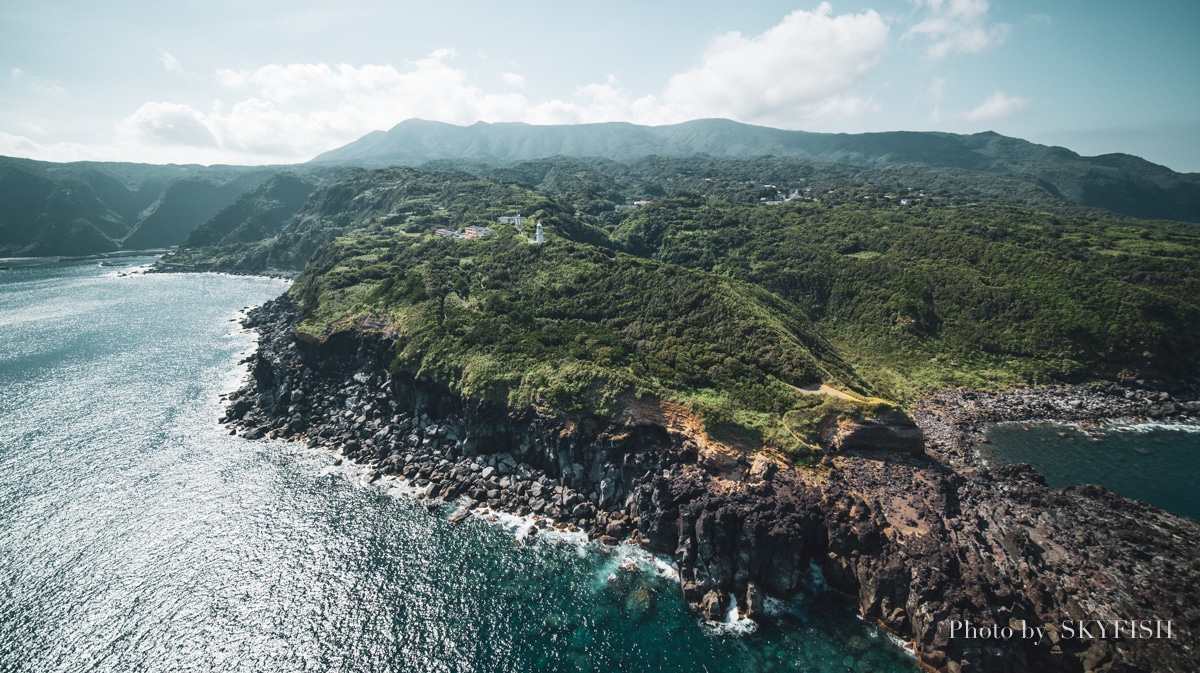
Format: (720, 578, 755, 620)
(4, 118, 1200, 258)
(312, 118, 1200, 223)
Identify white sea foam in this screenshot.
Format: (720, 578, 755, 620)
(702, 599, 759, 636)
(990, 418, 1200, 435)
(878, 627, 917, 658)
(588, 551, 627, 592)
(465, 505, 590, 547)
(1106, 420, 1200, 433)
(762, 596, 790, 617)
(581, 542, 677, 593)
(857, 615, 918, 658)
(648, 553, 680, 581)
(375, 472, 422, 497)
(308, 444, 602, 551)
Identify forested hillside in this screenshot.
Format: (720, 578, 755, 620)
(190, 162, 1200, 454)
(7, 118, 1200, 256)
(0, 157, 277, 256)
(612, 197, 1200, 399)
(314, 119, 1200, 223)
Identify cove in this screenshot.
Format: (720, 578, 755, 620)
(982, 421, 1200, 520)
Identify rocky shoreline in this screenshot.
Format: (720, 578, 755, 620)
(149, 258, 299, 280)
(225, 294, 1200, 673)
(915, 384, 1200, 469)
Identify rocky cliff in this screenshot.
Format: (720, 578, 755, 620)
(226, 295, 1200, 673)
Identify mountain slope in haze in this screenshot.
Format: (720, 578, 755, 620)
(183, 172, 318, 248)
(122, 176, 260, 250)
(313, 118, 1200, 223)
(0, 157, 278, 256)
(0, 160, 125, 256)
(7, 118, 1198, 257)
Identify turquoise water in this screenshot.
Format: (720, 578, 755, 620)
(982, 421, 1200, 520)
(0, 258, 918, 672)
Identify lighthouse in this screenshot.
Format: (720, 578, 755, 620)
(534, 221, 543, 244)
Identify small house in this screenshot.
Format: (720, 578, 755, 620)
(463, 226, 494, 239)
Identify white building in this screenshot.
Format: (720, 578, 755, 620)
(497, 214, 524, 229)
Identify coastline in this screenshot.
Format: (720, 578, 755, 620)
(914, 385, 1200, 469)
(224, 293, 1200, 673)
(148, 259, 300, 280)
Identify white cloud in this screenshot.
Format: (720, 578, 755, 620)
(0, 132, 110, 163)
(0, 131, 50, 157)
(17, 8, 895, 164)
(119, 101, 219, 147)
(110, 52, 542, 161)
(549, 76, 672, 126)
(907, 0, 1010, 59)
(963, 91, 1027, 121)
(159, 51, 181, 73)
(662, 2, 889, 127)
(11, 67, 67, 96)
(111, 51, 686, 162)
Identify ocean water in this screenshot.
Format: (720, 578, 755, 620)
(982, 421, 1200, 521)
(0, 258, 918, 673)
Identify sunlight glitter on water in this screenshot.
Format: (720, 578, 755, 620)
(0, 258, 919, 673)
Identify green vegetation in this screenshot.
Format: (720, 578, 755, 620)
(315, 119, 1200, 223)
(612, 198, 1200, 401)
(280, 165, 1199, 457)
(293, 233, 865, 455)
(160, 167, 614, 273)
(0, 156, 281, 257)
(6, 127, 1195, 455)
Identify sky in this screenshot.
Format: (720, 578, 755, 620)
(2, 0, 1198, 171)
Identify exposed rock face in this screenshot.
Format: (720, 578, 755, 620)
(820, 409, 925, 455)
(745, 582, 764, 620)
(228, 295, 1200, 673)
(227, 295, 695, 536)
(700, 590, 726, 622)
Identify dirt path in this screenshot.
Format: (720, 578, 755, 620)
(789, 383, 861, 401)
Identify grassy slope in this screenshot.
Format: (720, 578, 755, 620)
(292, 229, 876, 454)
(263, 168, 1198, 457)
